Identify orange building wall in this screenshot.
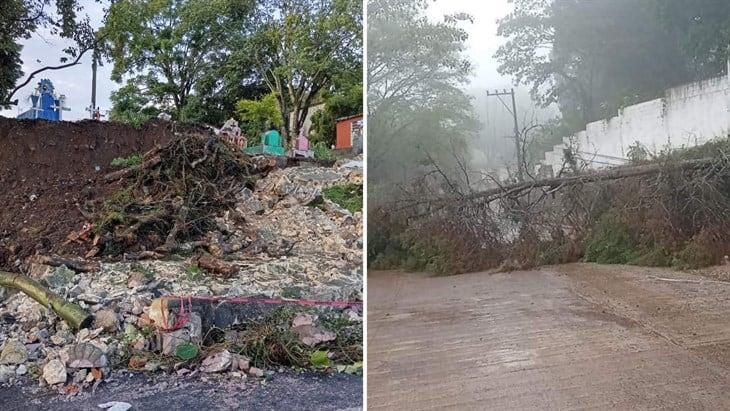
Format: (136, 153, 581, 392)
(335, 115, 363, 149)
(336, 120, 351, 149)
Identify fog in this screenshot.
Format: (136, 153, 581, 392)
(428, 0, 557, 173)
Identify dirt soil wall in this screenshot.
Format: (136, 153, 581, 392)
(0, 118, 173, 269)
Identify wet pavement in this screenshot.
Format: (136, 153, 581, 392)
(368, 264, 730, 410)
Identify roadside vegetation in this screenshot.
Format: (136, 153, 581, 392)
(370, 137, 730, 274)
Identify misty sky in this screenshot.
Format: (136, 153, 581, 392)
(427, 0, 514, 90)
(0, 1, 113, 121)
(426, 0, 557, 167)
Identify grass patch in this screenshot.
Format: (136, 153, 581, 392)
(229, 307, 362, 370)
(323, 184, 362, 214)
(111, 153, 143, 168)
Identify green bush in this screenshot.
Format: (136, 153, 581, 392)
(584, 214, 637, 264)
(313, 142, 336, 161)
(629, 245, 672, 267)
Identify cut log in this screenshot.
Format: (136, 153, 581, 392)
(0, 271, 92, 331)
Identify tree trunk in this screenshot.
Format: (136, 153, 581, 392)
(465, 157, 718, 202)
(0, 271, 92, 331)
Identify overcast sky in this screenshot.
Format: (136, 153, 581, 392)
(0, 1, 113, 121)
(426, 0, 556, 166)
(427, 0, 514, 90)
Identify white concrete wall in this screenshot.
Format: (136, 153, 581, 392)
(539, 72, 730, 175)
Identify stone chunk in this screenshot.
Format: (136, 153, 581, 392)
(0, 340, 27, 365)
(43, 359, 67, 385)
(201, 350, 232, 373)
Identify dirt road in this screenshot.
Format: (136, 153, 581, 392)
(368, 263, 730, 409)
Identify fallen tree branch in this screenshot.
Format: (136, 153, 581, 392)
(103, 155, 161, 182)
(33, 255, 100, 273)
(0, 271, 92, 331)
(466, 157, 719, 202)
(402, 157, 722, 214)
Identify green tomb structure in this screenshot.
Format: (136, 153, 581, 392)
(245, 129, 287, 156)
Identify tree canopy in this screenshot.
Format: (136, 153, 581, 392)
(102, 0, 255, 120)
(243, 0, 362, 141)
(368, 0, 476, 197)
(101, 0, 361, 130)
(496, 0, 730, 130)
(0, 0, 96, 107)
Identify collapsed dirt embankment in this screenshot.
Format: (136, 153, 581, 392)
(0, 118, 173, 269)
(0, 117, 363, 392)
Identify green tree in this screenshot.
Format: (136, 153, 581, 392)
(109, 79, 160, 127)
(655, 0, 730, 81)
(368, 0, 476, 196)
(309, 76, 362, 146)
(0, 0, 96, 107)
(244, 0, 362, 142)
(235, 92, 282, 137)
(102, 0, 255, 117)
(496, 0, 703, 128)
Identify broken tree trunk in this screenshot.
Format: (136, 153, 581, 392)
(416, 157, 721, 209)
(466, 157, 719, 202)
(103, 146, 163, 182)
(0, 271, 92, 331)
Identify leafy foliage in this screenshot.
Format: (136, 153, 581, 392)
(102, 0, 255, 118)
(235, 92, 282, 137)
(175, 342, 199, 360)
(368, 0, 477, 200)
(109, 80, 159, 127)
(584, 214, 637, 264)
(309, 350, 330, 368)
(110, 154, 143, 168)
(312, 141, 335, 161)
(244, 0, 362, 140)
(496, 0, 730, 129)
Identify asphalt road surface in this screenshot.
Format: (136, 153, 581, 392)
(368, 263, 730, 410)
(0, 370, 362, 410)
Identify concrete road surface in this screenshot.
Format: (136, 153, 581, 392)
(368, 263, 730, 410)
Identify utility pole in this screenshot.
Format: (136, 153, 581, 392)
(87, 47, 100, 120)
(91, 51, 97, 119)
(486, 88, 524, 182)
